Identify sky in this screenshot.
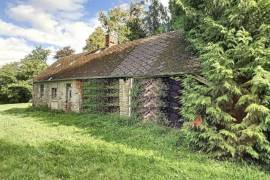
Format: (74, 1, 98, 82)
(0, 0, 169, 66)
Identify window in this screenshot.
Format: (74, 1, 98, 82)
(51, 88, 57, 99)
(66, 83, 72, 100)
(40, 84, 44, 98)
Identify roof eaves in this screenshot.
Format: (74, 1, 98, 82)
(33, 70, 201, 83)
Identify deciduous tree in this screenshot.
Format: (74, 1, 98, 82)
(18, 46, 50, 80)
(54, 46, 75, 59)
(83, 27, 106, 52)
(0, 46, 50, 104)
(99, 7, 130, 43)
(145, 0, 170, 35)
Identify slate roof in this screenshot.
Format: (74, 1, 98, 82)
(34, 31, 200, 82)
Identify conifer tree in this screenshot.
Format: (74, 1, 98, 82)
(174, 0, 270, 164)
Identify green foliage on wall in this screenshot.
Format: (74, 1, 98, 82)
(82, 79, 120, 114)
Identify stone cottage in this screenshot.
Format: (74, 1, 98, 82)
(33, 31, 199, 127)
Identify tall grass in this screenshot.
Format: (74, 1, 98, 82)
(0, 104, 269, 179)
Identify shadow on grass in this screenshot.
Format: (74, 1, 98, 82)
(0, 139, 189, 179)
(2, 107, 184, 158)
(2, 107, 270, 176)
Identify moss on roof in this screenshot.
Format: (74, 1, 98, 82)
(35, 31, 200, 82)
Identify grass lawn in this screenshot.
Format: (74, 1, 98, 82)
(0, 104, 269, 179)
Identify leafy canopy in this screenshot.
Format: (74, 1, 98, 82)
(84, 0, 170, 51)
(83, 27, 106, 52)
(145, 0, 171, 35)
(0, 46, 50, 104)
(54, 46, 75, 59)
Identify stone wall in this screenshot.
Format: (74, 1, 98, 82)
(119, 78, 133, 116)
(33, 80, 82, 112)
(33, 77, 182, 127)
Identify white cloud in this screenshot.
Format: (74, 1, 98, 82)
(0, 19, 61, 45)
(0, 37, 33, 66)
(30, 0, 87, 12)
(30, 0, 88, 20)
(0, 0, 99, 66)
(46, 46, 57, 65)
(8, 4, 58, 32)
(0, 18, 98, 51)
(0, 0, 128, 66)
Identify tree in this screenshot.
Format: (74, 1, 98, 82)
(145, 0, 170, 35)
(54, 46, 75, 59)
(99, 7, 130, 43)
(18, 46, 50, 81)
(0, 63, 19, 103)
(84, 1, 172, 52)
(169, 0, 185, 30)
(176, 0, 270, 164)
(0, 46, 50, 104)
(84, 7, 130, 52)
(83, 27, 106, 52)
(127, 1, 147, 40)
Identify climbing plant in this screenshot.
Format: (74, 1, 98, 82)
(82, 79, 120, 114)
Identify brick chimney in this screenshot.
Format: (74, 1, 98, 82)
(105, 31, 118, 47)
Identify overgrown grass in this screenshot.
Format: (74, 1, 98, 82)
(0, 103, 269, 179)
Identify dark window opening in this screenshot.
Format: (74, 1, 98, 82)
(66, 83, 72, 100)
(51, 88, 57, 99)
(40, 84, 44, 98)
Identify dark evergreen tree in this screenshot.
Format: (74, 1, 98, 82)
(169, 0, 185, 30)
